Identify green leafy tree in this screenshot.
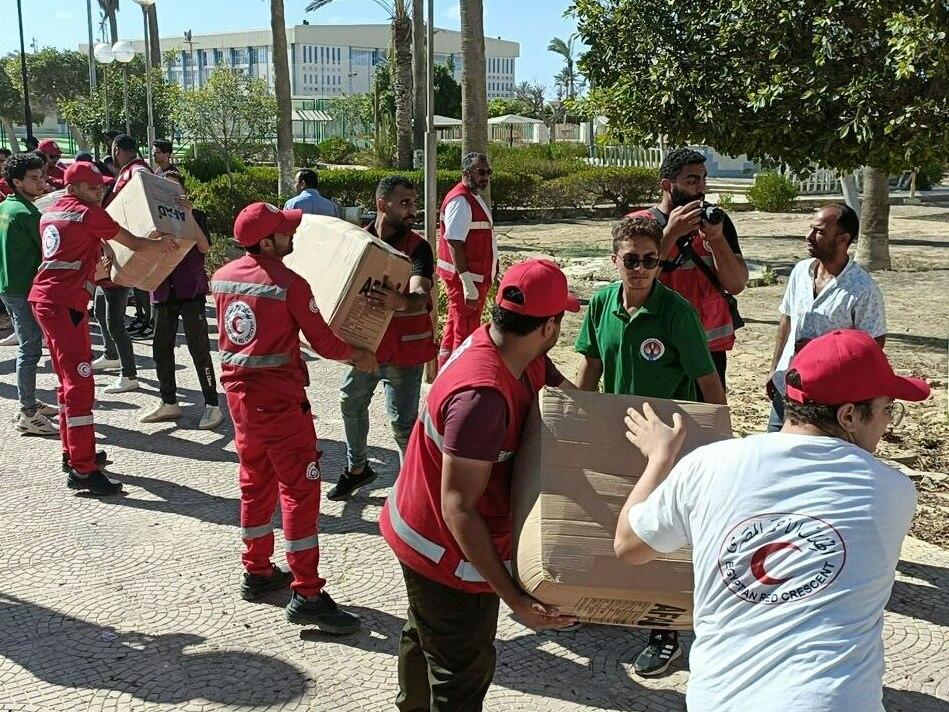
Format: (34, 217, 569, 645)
(173, 68, 277, 185)
(329, 93, 375, 138)
(572, 0, 949, 270)
(0, 66, 25, 151)
(434, 62, 462, 119)
(488, 97, 531, 118)
(4, 49, 87, 115)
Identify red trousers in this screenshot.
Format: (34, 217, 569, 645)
(437, 278, 490, 368)
(31, 302, 97, 473)
(227, 390, 325, 597)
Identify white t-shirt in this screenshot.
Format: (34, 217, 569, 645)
(773, 258, 886, 394)
(628, 433, 916, 712)
(442, 193, 497, 280)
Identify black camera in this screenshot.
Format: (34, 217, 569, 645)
(702, 204, 725, 225)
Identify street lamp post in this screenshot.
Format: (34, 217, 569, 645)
(133, 0, 157, 166)
(94, 43, 115, 134)
(112, 42, 135, 136)
(15, 0, 34, 145)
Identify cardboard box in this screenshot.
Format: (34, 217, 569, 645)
(512, 387, 733, 630)
(284, 214, 413, 351)
(104, 170, 200, 291)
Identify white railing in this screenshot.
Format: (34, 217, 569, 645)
(780, 166, 866, 195)
(590, 145, 664, 169)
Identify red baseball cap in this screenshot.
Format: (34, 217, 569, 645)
(64, 161, 107, 187)
(38, 140, 61, 158)
(233, 202, 303, 246)
(787, 329, 930, 405)
(496, 258, 580, 317)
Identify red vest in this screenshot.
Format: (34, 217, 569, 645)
(104, 158, 151, 207)
(437, 182, 495, 285)
(374, 229, 437, 367)
(211, 254, 311, 402)
(630, 207, 736, 351)
(380, 325, 547, 593)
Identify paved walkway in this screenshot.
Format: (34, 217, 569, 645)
(0, 317, 945, 711)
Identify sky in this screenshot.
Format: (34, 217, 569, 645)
(3, 0, 581, 97)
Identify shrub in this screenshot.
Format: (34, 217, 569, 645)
(294, 142, 321, 168)
(204, 235, 241, 275)
(436, 142, 463, 170)
(746, 172, 799, 212)
(190, 171, 284, 236)
(915, 161, 946, 190)
(318, 137, 358, 165)
(581, 166, 659, 213)
(180, 142, 245, 181)
(488, 143, 587, 180)
(715, 192, 735, 212)
(490, 172, 543, 211)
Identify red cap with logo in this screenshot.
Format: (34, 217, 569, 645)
(786, 329, 930, 405)
(495, 258, 580, 318)
(233, 202, 303, 246)
(37, 140, 61, 158)
(64, 161, 107, 187)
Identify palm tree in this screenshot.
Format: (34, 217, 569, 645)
(271, 0, 295, 194)
(146, 4, 161, 69)
(307, 0, 414, 169)
(98, 0, 120, 43)
(411, 0, 424, 156)
(460, 0, 488, 162)
(547, 35, 578, 100)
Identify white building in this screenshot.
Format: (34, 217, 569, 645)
(114, 24, 519, 100)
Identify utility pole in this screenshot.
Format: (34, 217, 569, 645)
(423, 0, 437, 383)
(16, 0, 34, 143)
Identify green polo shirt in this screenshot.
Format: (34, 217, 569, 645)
(0, 193, 42, 296)
(575, 280, 715, 401)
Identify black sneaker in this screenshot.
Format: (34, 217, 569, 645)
(131, 326, 153, 340)
(125, 318, 145, 334)
(285, 590, 361, 634)
(66, 468, 123, 496)
(326, 465, 377, 501)
(62, 450, 108, 473)
(240, 564, 293, 601)
(633, 630, 682, 676)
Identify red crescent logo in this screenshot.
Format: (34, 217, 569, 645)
(750, 542, 800, 585)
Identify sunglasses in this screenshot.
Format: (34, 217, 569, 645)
(617, 254, 660, 270)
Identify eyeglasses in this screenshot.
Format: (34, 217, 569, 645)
(883, 401, 906, 427)
(617, 254, 660, 270)
(473, 168, 493, 176)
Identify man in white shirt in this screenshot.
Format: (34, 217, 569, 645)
(767, 203, 886, 430)
(435, 152, 497, 367)
(615, 329, 929, 712)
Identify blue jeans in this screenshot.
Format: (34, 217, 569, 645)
(0, 293, 42, 412)
(767, 386, 785, 432)
(340, 363, 424, 472)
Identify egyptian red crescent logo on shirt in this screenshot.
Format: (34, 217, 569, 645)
(640, 338, 665, 361)
(224, 300, 257, 346)
(42, 225, 61, 258)
(718, 513, 846, 605)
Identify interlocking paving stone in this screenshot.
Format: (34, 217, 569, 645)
(0, 312, 944, 711)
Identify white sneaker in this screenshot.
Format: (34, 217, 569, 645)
(198, 405, 223, 430)
(103, 376, 140, 394)
(140, 402, 182, 423)
(34, 400, 58, 418)
(92, 355, 121, 371)
(16, 410, 58, 436)
(0, 333, 18, 346)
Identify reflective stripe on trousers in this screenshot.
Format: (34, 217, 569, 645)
(436, 259, 485, 283)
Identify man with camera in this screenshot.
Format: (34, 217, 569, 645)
(630, 148, 748, 389)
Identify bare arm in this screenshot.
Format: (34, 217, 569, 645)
(367, 275, 433, 313)
(576, 356, 603, 392)
(703, 221, 749, 295)
(447, 240, 470, 275)
(770, 314, 792, 373)
(696, 372, 727, 405)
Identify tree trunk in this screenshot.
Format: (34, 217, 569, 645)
(107, 11, 118, 44)
(1, 116, 21, 152)
(393, 8, 414, 170)
(460, 0, 489, 199)
(146, 5, 161, 70)
(271, 0, 295, 195)
(838, 170, 861, 215)
(855, 167, 891, 271)
(411, 0, 425, 159)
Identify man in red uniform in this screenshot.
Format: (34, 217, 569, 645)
(28, 162, 177, 495)
(435, 152, 496, 368)
(0, 148, 11, 196)
(37, 140, 67, 189)
(212, 202, 377, 633)
(333, 175, 437, 501)
(381, 258, 580, 711)
(629, 148, 748, 391)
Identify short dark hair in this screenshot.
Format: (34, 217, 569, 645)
(660, 148, 706, 180)
(781, 369, 874, 431)
(245, 242, 263, 254)
(612, 215, 662, 252)
(0, 148, 11, 158)
(163, 170, 185, 188)
(24, 136, 39, 151)
(74, 151, 94, 163)
(33, 150, 48, 163)
(376, 175, 416, 200)
(102, 130, 120, 144)
(152, 139, 173, 154)
(296, 169, 318, 188)
(112, 134, 138, 153)
(490, 288, 564, 336)
(3, 152, 45, 188)
(462, 151, 489, 172)
(826, 203, 860, 245)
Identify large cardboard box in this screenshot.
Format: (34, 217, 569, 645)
(512, 387, 733, 630)
(285, 214, 413, 351)
(104, 170, 200, 291)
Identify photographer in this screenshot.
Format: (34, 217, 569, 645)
(630, 148, 748, 389)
